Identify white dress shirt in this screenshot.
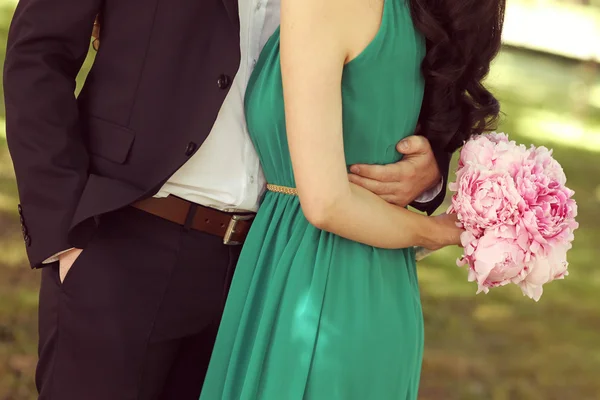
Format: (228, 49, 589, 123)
(154, 0, 282, 212)
(44, 0, 440, 263)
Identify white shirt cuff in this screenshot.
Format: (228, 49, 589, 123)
(413, 178, 444, 204)
(42, 248, 75, 264)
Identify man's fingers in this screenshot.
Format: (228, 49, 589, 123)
(397, 135, 431, 155)
(348, 174, 395, 195)
(350, 159, 418, 182)
(349, 163, 400, 182)
(348, 175, 411, 206)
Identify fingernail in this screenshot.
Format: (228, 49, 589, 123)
(350, 165, 360, 174)
(399, 140, 409, 151)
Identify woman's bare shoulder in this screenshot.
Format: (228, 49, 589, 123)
(281, 0, 384, 64)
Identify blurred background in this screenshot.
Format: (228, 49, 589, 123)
(0, 0, 599, 399)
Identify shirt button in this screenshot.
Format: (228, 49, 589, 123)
(255, 1, 262, 10)
(185, 142, 197, 156)
(217, 74, 232, 90)
(251, 59, 257, 69)
(249, 176, 255, 183)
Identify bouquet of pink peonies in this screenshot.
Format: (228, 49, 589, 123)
(417, 133, 578, 301)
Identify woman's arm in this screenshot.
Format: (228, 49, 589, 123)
(280, 0, 461, 250)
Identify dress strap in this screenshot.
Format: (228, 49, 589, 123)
(266, 184, 298, 196)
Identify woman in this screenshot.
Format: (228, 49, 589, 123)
(199, 0, 504, 398)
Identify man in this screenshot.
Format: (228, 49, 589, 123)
(3, 0, 450, 399)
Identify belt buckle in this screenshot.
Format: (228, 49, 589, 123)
(223, 214, 254, 245)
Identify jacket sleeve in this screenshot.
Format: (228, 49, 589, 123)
(4, 0, 101, 267)
(409, 146, 452, 215)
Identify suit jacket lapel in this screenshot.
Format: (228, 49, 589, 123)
(222, 0, 240, 31)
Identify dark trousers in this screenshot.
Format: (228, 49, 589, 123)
(36, 206, 242, 400)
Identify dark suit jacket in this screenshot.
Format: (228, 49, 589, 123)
(4, 0, 449, 268)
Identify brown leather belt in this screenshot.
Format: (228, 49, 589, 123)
(131, 195, 255, 245)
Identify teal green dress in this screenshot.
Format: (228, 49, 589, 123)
(200, 1, 426, 398)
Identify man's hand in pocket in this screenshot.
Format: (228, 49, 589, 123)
(59, 248, 83, 283)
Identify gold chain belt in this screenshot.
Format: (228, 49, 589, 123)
(266, 184, 298, 196)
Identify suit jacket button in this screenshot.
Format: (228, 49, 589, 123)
(185, 142, 197, 156)
(217, 74, 231, 90)
(24, 234, 31, 246)
(18, 204, 22, 214)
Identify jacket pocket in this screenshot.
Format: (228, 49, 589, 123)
(85, 116, 135, 164)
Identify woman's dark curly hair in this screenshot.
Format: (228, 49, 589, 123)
(410, 0, 506, 153)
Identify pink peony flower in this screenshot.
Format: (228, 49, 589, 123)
(448, 132, 578, 301)
(517, 244, 570, 301)
(458, 132, 528, 171)
(449, 165, 523, 236)
(458, 224, 531, 294)
(458, 135, 498, 169)
(515, 161, 578, 252)
(459, 132, 507, 168)
(527, 145, 566, 185)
